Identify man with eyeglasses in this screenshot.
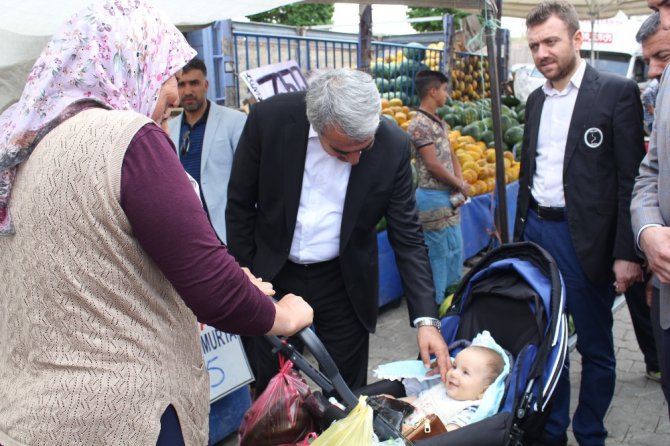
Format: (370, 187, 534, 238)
(226, 68, 450, 395)
(167, 58, 246, 243)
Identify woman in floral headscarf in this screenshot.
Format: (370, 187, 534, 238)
(0, 1, 312, 445)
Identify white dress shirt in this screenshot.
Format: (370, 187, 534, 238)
(531, 59, 586, 207)
(288, 126, 352, 264)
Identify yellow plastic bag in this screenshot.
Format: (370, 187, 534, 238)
(312, 396, 374, 446)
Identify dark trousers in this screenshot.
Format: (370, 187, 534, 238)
(523, 211, 615, 446)
(652, 287, 670, 415)
(625, 279, 660, 372)
(251, 258, 370, 395)
(156, 405, 185, 446)
(650, 288, 666, 372)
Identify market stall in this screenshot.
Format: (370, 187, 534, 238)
(378, 180, 519, 306)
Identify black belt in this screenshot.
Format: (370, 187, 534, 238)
(529, 196, 566, 221)
(286, 258, 339, 270)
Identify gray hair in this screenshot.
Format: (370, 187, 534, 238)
(305, 68, 381, 141)
(636, 12, 660, 44)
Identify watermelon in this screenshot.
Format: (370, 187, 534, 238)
(460, 108, 479, 126)
(375, 77, 391, 93)
(501, 95, 521, 108)
(461, 123, 482, 141)
(384, 62, 399, 80)
(504, 125, 524, 147)
(404, 42, 426, 61)
(371, 63, 385, 79)
(436, 105, 450, 119)
(394, 74, 413, 91)
(480, 129, 495, 145)
(500, 115, 517, 133)
(443, 113, 459, 128)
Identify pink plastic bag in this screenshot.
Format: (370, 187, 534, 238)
(238, 358, 315, 446)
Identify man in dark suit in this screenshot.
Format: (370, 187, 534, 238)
(513, 1, 645, 445)
(226, 68, 450, 394)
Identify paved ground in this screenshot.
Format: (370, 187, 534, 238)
(219, 297, 669, 445)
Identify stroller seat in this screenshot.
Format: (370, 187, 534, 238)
(264, 242, 568, 446)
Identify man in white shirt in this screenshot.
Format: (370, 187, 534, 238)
(513, 1, 645, 445)
(226, 68, 450, 395)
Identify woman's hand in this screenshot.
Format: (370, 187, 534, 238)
(266, 294, 314, 336)
(241, 266, 275, 296)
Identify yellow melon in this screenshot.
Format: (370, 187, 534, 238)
(462, 169, 478, 184)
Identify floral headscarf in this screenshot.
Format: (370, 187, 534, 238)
(0, 0, 196, 235)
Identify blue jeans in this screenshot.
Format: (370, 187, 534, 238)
(415, 188, 463, 304)
(523, 210, 615, 445)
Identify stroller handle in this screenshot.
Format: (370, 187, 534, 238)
(265, 327, 359, 409)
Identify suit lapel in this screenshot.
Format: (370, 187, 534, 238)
(564, 65, 598, 173)
(282, 107, 310, 232)
(340, 141, 378, 250)
(200, 103, 220, 174)
(526, 92, 545, 180)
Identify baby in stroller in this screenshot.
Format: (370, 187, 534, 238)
(370, 330, 509, 441)
(401, 343, 505, 433)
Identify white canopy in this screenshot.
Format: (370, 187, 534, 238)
(0, 0, 654, 111)
(0, 0, 304, 111)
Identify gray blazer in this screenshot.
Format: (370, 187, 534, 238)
(168, 102, 246, 243)
(631, 66, 670, 329)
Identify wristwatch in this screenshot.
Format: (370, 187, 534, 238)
(414, 317, 441, 330)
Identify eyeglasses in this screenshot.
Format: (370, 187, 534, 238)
(320, 135, 375, 157)
(180, 129, 191, 156)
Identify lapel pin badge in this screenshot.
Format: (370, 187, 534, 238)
(584, 127, 603, 148)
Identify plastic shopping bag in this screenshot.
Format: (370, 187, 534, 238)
(311, 396, 374, 446)
(238, 358, 315, 446)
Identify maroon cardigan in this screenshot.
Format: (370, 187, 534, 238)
(120, 124, 275, 335)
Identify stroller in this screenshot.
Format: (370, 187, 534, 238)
(264, 241, 568, 445)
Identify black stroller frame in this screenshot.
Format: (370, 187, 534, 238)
(265, 241, 568, 446)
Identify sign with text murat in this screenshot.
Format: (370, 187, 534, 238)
(199, 323, 254, 402)
(240, 60, 308, 101)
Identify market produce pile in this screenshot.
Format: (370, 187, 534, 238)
(378, 94, 524, 198)
(372, 42, 492, 107)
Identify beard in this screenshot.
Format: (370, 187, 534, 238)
(181, 96, 204, 112)
(538, 52, 578, 85)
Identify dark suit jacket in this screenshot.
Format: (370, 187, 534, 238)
(226, 91, 437, 332)
(514, 64, 645, 284)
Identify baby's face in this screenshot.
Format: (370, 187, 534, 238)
(445, 348, 493, 401)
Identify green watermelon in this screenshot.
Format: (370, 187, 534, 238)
(384, 63, 399, 80)
(375, 77, 391, 93)
(394, 74, 413, 91)
(480, 129, 495, 146)
(461, 123, 482, 141)
(460, 108, 479, 126)
(443, 113, 459, 128)
(501, 95, 521, 108)
(500, 115, 517, 133)
(504, 125, 524, 147)
(371, 63, 385, 79)
(404, 42, 426, 61)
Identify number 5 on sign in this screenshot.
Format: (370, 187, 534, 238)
(199, 324, 254, 402)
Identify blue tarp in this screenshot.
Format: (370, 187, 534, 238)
(377, 180, 520, 305)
